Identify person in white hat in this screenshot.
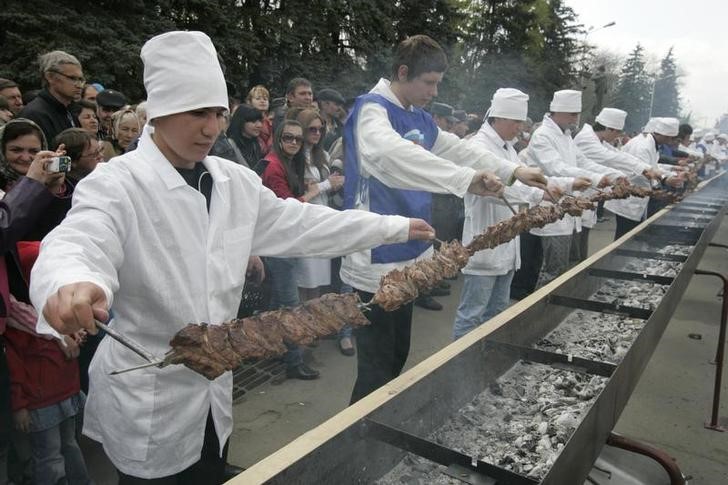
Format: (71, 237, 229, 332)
(451, 88, 574, 339)
(28, 31, 438, 483)
(605, 117, 684, 239)
(574, 107, 663, 221)
(524, 90, 620, 287)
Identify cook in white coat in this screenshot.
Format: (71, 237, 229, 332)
(524, 90, 612, 287)
(452, 88, 570, 339)
(605, 117, 683, 240)
(28, 31, 438, 482)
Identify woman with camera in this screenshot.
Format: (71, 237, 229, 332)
(0, 118, 90, 485)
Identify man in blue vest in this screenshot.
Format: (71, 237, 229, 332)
(342, 35, 548, 403)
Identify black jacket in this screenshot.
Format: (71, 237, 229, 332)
(17, 89, 77, 144)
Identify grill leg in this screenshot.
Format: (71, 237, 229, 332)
(694, 268, 728, 431)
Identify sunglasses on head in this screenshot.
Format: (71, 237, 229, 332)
(281, 133, 304, 144)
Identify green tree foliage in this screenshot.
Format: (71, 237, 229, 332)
(0, 0, 585, 117)
(651, 47, 681, 118)
(613, 44, 652, 133)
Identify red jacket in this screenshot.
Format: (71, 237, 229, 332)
(261, 151, 304, 201)
(5, 327, 80, 411)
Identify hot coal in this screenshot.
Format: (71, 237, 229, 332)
(536, 310, 645, 364)
(375, 362, 607, 483)
(591, 279, 668, 310)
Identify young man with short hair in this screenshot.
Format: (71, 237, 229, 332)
(342, 35, 547, 403)
(30, 31, 435, 484)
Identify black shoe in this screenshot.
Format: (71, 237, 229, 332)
(223, 463, 246, 480)
(415, 295, 443, 311)
(430, 286, 451, 297)
(338, 337, 356, 356)
(438, 280, 451, 290)
(286, 363, 320, 380)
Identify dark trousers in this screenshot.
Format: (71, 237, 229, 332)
(569, 228, 590, 264)
(614, 215, 641, 240)
(350, 290, 413, 404)
(117, 410, 229, 484)
(646, 196, 668, 218)
(510, 232, 542, 299)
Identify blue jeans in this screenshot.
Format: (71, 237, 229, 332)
(338, 284, 353, 340)
(452, 272, 514, 340)
(29, 416, 90, 485)
(265, 257, 303, 368)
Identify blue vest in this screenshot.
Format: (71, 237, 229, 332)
(343, 93, 438, 264)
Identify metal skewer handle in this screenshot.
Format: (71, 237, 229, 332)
(500, 195, 518, 215)
(95, 320, 158, 363)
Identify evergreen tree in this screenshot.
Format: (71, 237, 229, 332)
(651, 47, 681, 118)
(613, 44, 652, 133)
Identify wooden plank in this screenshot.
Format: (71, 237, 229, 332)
(227, 204, 679, 484)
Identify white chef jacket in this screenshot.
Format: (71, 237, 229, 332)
(29, 126, 411, 478)
(571, 123, 627, 228)
(340, 78, 520, 293)
(462, 122, 544, 275)
(604, 133, 659, 221)
(525, 115, 603, 236)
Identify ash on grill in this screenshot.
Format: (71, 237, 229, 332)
(591, 279, 668, 310)
(376, 362, 607, 484)
(536, 310, 645, 364)
(622, 258, 682, 278)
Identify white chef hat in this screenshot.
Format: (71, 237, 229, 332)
(141, 31, 229, 121)
(549, 89, 582, 113)
(487, 88, 529, 121)
(718, 134, 728, 141)
(643, 117, 679, 137)
(704, 133, 716, 142)
(595, 108, 627, 130)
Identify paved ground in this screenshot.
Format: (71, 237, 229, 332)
(86, 215, 728, 484)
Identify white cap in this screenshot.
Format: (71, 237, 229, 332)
(141, 31, 228, 121)
(488, 88, 529, 121)
(549, 89, 582, 113)
(704, 133, 716, 142)
(595, 108, 627, 130)
(643, 117, 679, 137)
(719, 134, 728, 141)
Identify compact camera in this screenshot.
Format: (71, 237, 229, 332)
(48, 155, 72, 173)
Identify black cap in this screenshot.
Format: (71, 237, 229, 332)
(316, 88, 345, 105)
(96, 89, 128, 109)
(430, 102, 454, 117)
(452, 110, 468, 122)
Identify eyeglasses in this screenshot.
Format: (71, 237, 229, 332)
(308, 126, 324, 134)
(281, 134, 304, 145)
(81, 147, 104, 159)
(51, 70, 86, 86)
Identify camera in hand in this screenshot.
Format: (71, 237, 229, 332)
(48, 156, 72, 173)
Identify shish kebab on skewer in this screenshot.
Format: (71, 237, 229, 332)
(111, 182, 682, 379)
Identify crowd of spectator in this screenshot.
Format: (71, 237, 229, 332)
(0, 36, 724, 484)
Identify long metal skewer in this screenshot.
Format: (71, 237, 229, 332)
(500, 195, 518, 215)
(95, 320, 158, 363)
(110, 358, 168, 375)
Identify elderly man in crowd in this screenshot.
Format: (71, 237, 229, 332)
(18, 50, 83, 143)
(605, 117, 684, 239)
(0, 78, 24, 116)
(525, 89, 619, 285)
(317, 87, 346, 150)
(452, 88, 572, 339)
(96, 89, 129, 140)
(30, 30, 437, 484)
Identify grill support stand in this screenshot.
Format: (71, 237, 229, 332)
(693, 266, 728, 431)
(604, 433, 686, 485)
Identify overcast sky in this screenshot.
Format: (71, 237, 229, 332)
(566, 0, 728, 128)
